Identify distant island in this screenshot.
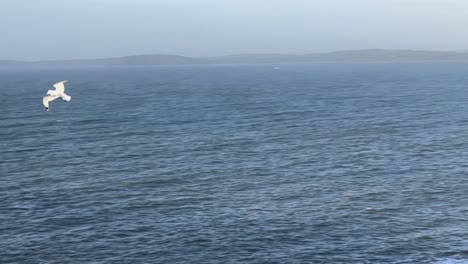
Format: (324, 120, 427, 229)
(3, 49, 468, 67)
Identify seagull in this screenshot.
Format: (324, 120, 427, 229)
(43, 80, 71, 111)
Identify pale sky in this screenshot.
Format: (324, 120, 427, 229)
(2, 0, 468, 60)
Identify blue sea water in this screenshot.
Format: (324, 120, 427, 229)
(2, 62, 468, 263)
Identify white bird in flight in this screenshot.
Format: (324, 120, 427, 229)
(43, 80, 71, 111)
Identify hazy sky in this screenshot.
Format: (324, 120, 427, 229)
(2, 0, 468, 60)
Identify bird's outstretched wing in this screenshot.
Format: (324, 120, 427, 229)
(43, 95, 58, 110)
(53, 80, 68, 94)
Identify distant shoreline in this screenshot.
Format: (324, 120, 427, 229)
(4, 49, 468, 67)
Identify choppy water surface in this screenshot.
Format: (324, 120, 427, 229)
(2, 63, 468, 263)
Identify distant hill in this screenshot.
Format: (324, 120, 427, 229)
(0, 54, 197, 67)
(304, 49, 468, 61)
(0, 60, 28, 67)
(3, 49, 468, 67)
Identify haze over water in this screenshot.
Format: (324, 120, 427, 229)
(2, 62, 468, 263)
(3, 0, 468, 60)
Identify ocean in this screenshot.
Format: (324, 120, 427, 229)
(1, 62, 468, 263)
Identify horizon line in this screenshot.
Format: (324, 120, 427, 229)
(3, 48, 467, 62)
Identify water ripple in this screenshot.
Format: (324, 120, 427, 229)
(2, 63, 468, 263)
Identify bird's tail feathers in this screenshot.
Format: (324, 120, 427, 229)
(61, 93, 71, 102)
